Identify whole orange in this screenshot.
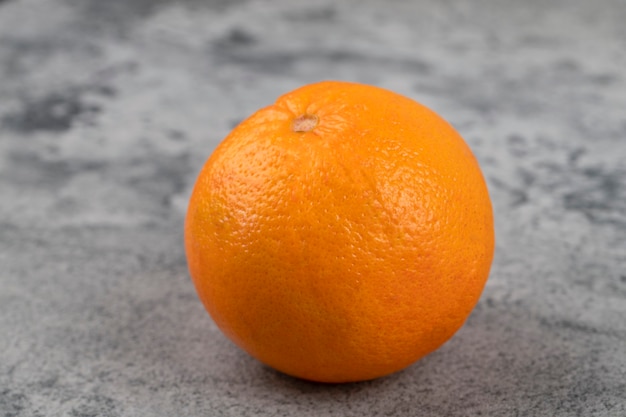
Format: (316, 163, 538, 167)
(185, 81, 494, 383)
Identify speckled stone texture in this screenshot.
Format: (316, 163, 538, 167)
(1, 0, 625, 416)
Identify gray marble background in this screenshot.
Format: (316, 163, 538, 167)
(1, 0, 625, 416)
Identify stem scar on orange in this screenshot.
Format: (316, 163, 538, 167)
(185, 81, 495, 383)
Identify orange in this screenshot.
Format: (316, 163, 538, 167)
(185, 81, 494, 383)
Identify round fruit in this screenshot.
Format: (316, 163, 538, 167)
(185, 81, 494, 383)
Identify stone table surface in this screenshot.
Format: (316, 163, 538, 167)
(1, 0, 625, 416)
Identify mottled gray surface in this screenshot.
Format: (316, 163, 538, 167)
(1, 0, 625, 416)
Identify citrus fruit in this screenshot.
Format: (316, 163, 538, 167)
(185, 81, 494, 383)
